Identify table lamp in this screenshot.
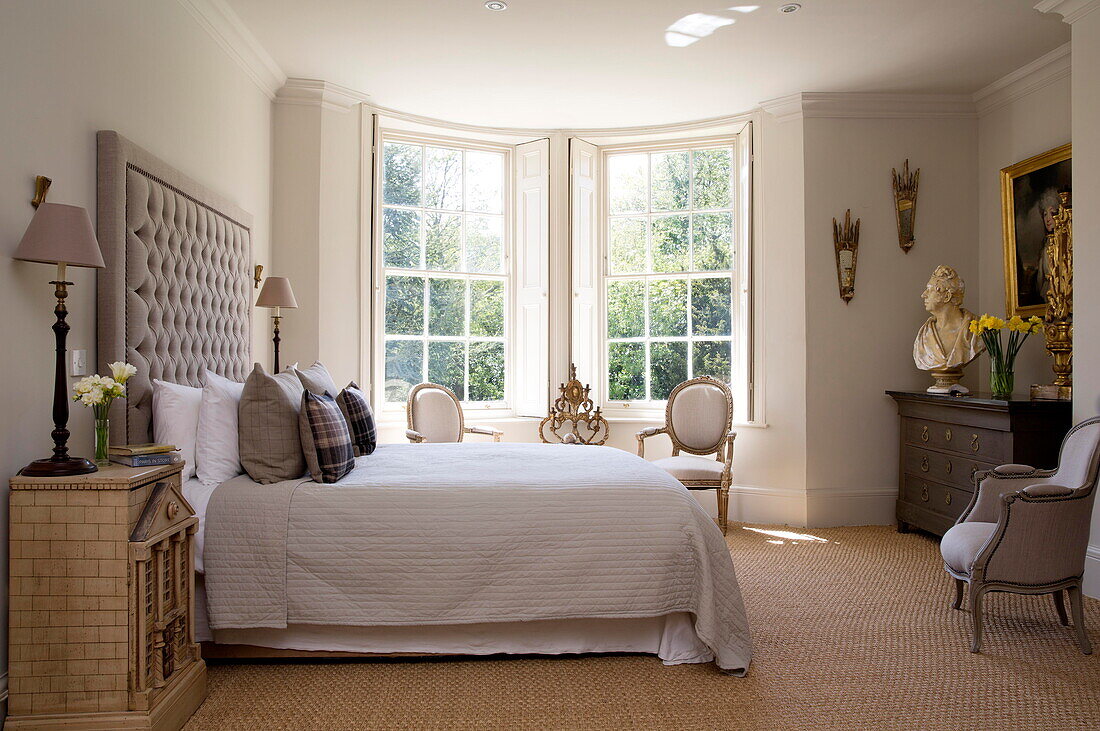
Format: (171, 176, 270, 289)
(13, 201, 106, 476)
(255, 276, 297, 372)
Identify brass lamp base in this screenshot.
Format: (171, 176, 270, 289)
(927, 367, 968, 395)
(19, 455, 98, 477)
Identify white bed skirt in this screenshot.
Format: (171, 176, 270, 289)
(195, 577, 714, 665)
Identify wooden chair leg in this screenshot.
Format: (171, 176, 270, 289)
(717, 486, 729, 535)
(969, 585, 985, 653)
(1052, 590, 1069, 626)
(952, 579, 965, 610)
(1068, 585, 1093, 655)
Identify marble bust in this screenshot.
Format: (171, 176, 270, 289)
(913, 266, 983, 393)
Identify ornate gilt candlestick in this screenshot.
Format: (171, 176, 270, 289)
(1032, 192, 1072, 400)
(538, 364, 609, 445)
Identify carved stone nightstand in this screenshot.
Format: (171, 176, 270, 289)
(7, 462, 206, 730)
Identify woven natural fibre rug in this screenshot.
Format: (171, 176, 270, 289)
(185, 524, 1099, 730)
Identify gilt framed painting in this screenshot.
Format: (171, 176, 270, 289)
(1000, 143, 1071, 318)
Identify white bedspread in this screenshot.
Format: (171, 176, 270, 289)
(203, 443, 752, 673)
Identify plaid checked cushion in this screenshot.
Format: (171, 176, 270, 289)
(337, 381, 377, 457)
(298, 390, 355, 483)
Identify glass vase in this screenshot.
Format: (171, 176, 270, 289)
(94, 418, 110, 467)
(990, 366, 1014, 400)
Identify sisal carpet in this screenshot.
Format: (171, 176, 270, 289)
(184, 524, 1099, 730)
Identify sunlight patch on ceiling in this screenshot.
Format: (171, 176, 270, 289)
(664, 12, 735, 47)
(728, 5, 761, 12)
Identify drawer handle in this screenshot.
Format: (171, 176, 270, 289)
(920, 485, 929, 502)
(971, 434, 980, 452)
(945, 428, 953, 442)
(920, 456, 929, 472)
(945, 460, 953, 474)
(920, 425, 930, 442)
(945, 491, 952, 506)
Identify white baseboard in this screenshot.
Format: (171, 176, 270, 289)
(1085, 545, 1100, 599)
(806, 487, 897, 528)
(689, 484, 897, 528)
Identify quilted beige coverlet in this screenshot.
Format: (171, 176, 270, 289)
(204, 443, 752, 672)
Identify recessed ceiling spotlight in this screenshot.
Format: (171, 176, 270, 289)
(484, 0, 507, 10)
(778, 3, 801, 13)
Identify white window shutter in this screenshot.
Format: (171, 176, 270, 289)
(513, 138, 551, 417)
(569, 138, 600, 404)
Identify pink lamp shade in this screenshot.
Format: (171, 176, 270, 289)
(13, 203, 104, 269)
(255, 276, 298, 309)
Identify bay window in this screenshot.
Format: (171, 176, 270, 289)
(377, 136, 510, 407)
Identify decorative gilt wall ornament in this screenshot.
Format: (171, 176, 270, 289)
(538, 364, 609, 445)
(832, 209, 860, 303)
(891, 159, 920, 253)
(1032, 192, 1072, 400)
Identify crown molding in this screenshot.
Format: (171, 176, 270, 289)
(176, 0, 286, 99)
(758, 93, 805, 123)
(759, 92, 975, 121)
(973, 43, 1071, 117)
(276, 78, 371, 112)
(1035, 0, 1100, 24)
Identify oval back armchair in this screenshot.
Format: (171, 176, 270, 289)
(405, 382, 503, 443)
(940, 416, 1100, 653)
(636, 376, 736, 533)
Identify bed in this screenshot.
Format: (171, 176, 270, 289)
(96, 131, 753, 675)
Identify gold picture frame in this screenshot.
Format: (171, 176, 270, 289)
(1000, 143, 1071, 318)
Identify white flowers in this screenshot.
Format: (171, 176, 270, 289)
(73, 362, 135, 417)
(109, 361, 137, 383)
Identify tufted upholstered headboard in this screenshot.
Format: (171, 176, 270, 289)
(97, 131, 252, 444)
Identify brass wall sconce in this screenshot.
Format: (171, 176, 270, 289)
(833, 209, 860, 304)
(32, 175, 52, 208)
(254, 264, 264, 288)
(891, 160, 920, 253)
(1032, 191, 1072, 400)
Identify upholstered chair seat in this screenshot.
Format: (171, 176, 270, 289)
(650, 456, 727, 481)
(636, 376, 736, 534)
(405, 383, 503, 444)
(940, 416, 1100, 654)
(939, 521, 997, 574)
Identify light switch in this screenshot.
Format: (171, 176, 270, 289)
(71, 349, 88, 376)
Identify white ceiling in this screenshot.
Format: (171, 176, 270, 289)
(225, 0, 1069, 129)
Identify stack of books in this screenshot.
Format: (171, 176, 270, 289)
(108, 443, 182, 467)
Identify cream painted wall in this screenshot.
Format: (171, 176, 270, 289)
(0, 0, 273, 697)
(976, 77, 1072, 390)
(270, 100, 364, 386)
(802, 117, 979, 526)
(1065, 9, 1100, 596)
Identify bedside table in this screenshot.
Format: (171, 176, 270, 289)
(7, 462, 206, 730)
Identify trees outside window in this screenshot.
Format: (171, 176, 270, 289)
(380, 139, 508, 405)
(604, 144, 737, 403)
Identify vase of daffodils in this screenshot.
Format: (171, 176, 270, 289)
(73, 361, 137, 466)
(969, 315, 1042, 400)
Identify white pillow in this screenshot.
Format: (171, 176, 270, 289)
(196, 370, 246, 486)
(151, 379, 202, 480)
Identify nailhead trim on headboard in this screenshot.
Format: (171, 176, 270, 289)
(97, 131, 253, 445)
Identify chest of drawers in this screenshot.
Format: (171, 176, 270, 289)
(886, 391, 1071, 536)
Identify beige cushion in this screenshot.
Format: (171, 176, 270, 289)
(411, 388, 461, 443)
(940, 521, 997, 574)
(294, 361, 340, 397)
(670, 382, 728, 452)
(651, 455, 725, 483)
(239, 363, 307, 483)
